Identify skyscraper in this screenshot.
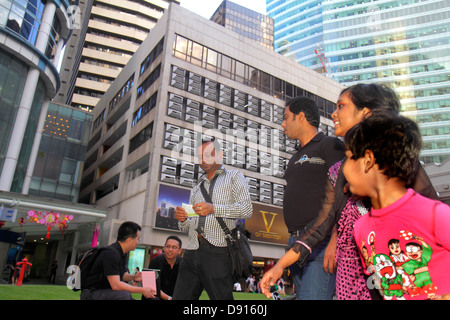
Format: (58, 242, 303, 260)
(268, 0, 450, 163)
(56, 0, 179, 111)
(210, 0, 274, 50)
(0, 0, 72, 192)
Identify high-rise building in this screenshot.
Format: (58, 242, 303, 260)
(0, 0, 107, 283)
(78, 5, 344, 261)
(210, 0, 274, 50)
(268, 0, 450, 164)
(0, 0, 72, 192)
(56, 0, 179, 111)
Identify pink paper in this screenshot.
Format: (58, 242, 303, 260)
(141, 271, 156, 290)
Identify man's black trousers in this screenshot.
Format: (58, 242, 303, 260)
(173, 240, 234, 300)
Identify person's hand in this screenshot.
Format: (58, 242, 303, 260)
(260, 264, 284, 299)
(193, 202, 214, 216)
(134, 271, 142, 282)
(175, 206, 187, 222)
(323, 238, 337, 274)
(142, 287, 156, 299)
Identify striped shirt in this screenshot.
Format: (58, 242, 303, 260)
(179, 166, 253, 249)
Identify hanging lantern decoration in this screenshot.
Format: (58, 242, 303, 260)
(26, 210, 73, 239)
(19, 217, 26, 231)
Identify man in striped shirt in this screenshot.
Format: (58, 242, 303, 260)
(172, 138, 253, 300)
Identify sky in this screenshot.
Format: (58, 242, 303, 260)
(179, 0, 267, 19)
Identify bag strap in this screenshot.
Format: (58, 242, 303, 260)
(197, 174, 219, 236)
(199, 175, 231, 238)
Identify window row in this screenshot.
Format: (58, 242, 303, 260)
(166, 91, 299, 154)
(159, 155, 285, 207)
(162, 123, 290, 178)
(140, 37, 164, 76)
(172, 34, 336, 119)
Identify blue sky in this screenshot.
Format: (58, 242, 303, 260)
(180, 0, 267, 19)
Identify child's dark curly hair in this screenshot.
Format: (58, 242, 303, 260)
(345, 110, 422, 186)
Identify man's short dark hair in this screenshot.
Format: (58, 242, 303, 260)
(285, 96, 320, 128)
(166, 235, 182, 248)
(345, 110, 421, 185)
(117, 221, 141, 242)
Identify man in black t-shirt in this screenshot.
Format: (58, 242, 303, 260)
(80, 221, 156, 300)
(281, 96, 345, 300)
(143, 236, 182, 300)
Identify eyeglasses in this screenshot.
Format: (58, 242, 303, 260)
(164, 245, 180, 250)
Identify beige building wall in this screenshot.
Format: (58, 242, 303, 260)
(56, 0, 176, 111)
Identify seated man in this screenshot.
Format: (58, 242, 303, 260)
(80, 221, 155, 300)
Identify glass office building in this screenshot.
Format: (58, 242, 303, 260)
(211, 0, 274, 50)
(0, 0, 73, 192)
(28, 103, 93, 202)
(268, 0, 450, 163)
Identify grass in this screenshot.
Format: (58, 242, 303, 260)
(0, 284, 270, 300)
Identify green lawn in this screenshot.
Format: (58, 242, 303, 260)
(0, 284, 270, 300)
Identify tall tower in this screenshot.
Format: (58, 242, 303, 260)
(268, 0, 450, 163)
(210, 0, 274, 50)
(0, 0, 73, 192)
(56, 0, 179, 111)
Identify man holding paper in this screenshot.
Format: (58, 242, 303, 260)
(173, 138, 252, 300)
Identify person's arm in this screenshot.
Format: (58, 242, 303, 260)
(290, 179, 339, 265)
(433, 202, 450, 251)
(159, 290, 172, 300)
(107, 275, 156, 298)
(260, 249, 300, 298)
(323, 225, 337, 274)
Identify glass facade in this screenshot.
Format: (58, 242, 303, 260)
(29, 103, 93, 202)
(0, 50, 28, 176)
(10, 78, 46, 192)
(211, 0, 274, 49)
(0, 0, 62, 62)
(268, 0, 450, 163)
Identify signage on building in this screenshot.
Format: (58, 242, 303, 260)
(155, 183, 289, 245)
(0, 207, 17, 222)
(245, 203, 289, 245)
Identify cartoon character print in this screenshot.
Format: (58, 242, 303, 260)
(361, 230, 438, 299)
(397, 231, 438, 298)
(388, 238, 409, 267)
(373, 253, 405, 300)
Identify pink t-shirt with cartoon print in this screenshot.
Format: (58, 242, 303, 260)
(354, 189, 450, 300)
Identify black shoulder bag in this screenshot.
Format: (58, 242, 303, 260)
(199, 180, 253, 282)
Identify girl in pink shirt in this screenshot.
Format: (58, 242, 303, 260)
(344, 111, 450, 300)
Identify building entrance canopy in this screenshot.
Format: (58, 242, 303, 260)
(0, 191, 107, 240)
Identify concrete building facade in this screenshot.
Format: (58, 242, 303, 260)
(56, 0, 179, 111)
